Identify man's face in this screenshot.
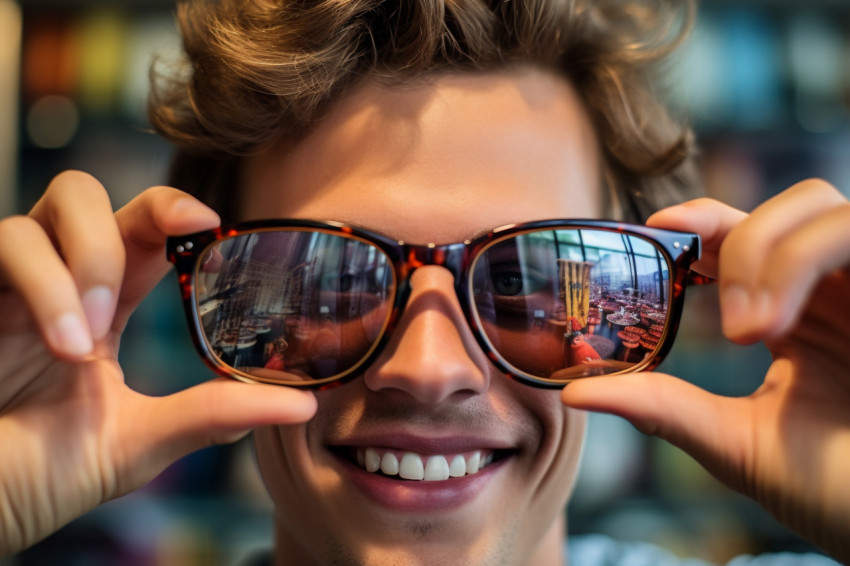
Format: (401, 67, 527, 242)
(242, 68, 601, 566)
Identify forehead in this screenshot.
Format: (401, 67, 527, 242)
(241, 67, 602, 244)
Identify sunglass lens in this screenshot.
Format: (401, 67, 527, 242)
(471, 228, 673, 382)
(193, 230, 394, 385)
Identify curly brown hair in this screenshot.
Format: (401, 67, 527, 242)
(150, 0, 700, 222)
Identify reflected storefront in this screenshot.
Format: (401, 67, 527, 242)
(472, 229, 672, 380)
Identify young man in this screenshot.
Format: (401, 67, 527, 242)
(1, 1, 849, 565)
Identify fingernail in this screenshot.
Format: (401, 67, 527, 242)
(82, 286, 114, 340)
(721, 284, 750, 336)
(49, 312, 93, 357)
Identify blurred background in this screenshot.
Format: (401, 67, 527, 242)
(2, 0, 849, 564)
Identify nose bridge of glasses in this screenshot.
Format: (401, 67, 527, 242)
(399, 242, 469, 281)
(391, 242, 471, 325)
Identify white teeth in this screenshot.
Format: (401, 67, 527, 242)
(364, 448, 380, 472)
(449, 455, 466, 477)
(466, 451, 481, 474)
(354, 448, 495, 481)
(380, 452, 399, 476)
(400, 453, 425, 480)
(424, 455, 450, 481)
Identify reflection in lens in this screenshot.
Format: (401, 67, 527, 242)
(472, 228, 671, 381)
(194, 230, 394, 384)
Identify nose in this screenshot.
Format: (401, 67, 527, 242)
(363, 266, 490, 405)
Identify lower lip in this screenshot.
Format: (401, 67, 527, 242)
(334, 453, 505, 512)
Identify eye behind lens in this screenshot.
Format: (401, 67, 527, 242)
(471, 227, 674, 384)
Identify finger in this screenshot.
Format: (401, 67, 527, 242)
(714, 180, 845, 342)
(646, 197, 747, 278)
(0, 215, 93, 358)
(561, 372, 750, 491)
(29, 171, 125, 341)
(142, 378, 317, 465)
(111, 186, 220, 332)
(755, 202, 850, 339)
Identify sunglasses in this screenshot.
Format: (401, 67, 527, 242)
(167, 219, 709, 389)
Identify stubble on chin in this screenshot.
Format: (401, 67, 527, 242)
(298, 518, 520, 566)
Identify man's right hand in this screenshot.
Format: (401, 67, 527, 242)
(0, 171, 317, 556)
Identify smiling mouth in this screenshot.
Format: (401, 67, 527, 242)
(347, 448, 502, 481)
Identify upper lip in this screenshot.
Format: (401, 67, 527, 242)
(326, 432, 516, 454)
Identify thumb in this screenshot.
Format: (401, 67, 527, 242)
(561, 372, 751, 488)
(146, 378, 318, 464)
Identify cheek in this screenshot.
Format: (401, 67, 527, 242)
(505, 386, 586, 550)
(253, 426, 289, 504)
(253, 424, 317, 513)
(550, 407, 587, 492)
(519, 385, 587, 495)
(541, 404, 587, 510)
(253, 403, 359, 514)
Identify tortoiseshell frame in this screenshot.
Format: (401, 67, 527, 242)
(167, 219, 710, 389)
